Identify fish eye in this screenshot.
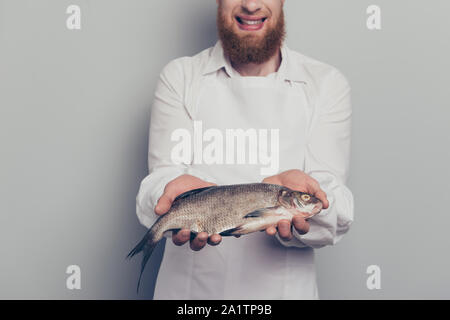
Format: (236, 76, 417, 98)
(301, 194, 311, 202)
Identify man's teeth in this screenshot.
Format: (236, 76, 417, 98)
(241, 19, 263, 25)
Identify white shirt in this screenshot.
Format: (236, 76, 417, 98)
(136, 41, 354, 299)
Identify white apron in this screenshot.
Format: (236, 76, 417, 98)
(154, 70, 319, 300)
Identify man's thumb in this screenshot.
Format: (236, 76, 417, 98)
(155, 194, 172, 215)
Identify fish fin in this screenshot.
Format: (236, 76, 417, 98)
(219, 226, 243, 236)
(244, 206, 279, 218)
(173, 186, 216, 202)
(126, 229, 159, 294)
(163, 228, 181, 238)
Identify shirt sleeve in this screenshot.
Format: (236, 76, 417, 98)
(276, 69, 354, 248)
(136, 59, 217, 229)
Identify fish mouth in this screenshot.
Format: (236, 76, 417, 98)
(311, 202, 323, 215)
(293, 196, 323, 217)
(297, 202, 323, 218)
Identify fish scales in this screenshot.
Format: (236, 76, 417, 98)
(160, 183, 281, 235)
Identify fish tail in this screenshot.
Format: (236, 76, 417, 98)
(127, 228, 162, 293)
(135, 241, 156, 293)
(126, 228, 148, 259)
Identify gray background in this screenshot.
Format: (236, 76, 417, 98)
(0, 0, 449, 299)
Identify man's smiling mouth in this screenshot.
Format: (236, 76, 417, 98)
(235, 15, 267, 30)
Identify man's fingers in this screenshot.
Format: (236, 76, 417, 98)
(173, 230, 222, 248)
(315, 189, 329, 209)
(155, 193, 173, 215)
(172, 229, 191, 246)
(306, 179, 329, 210)
(190, 232, 208, 251)
(207, 234, 222, 246)
(277, 220, 293, 241)
(265, 226, 277, 236)
(292, 216, 310, 235)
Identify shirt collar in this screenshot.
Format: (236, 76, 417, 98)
(202, 40, 235, 77)
(202, 40, 308, 83)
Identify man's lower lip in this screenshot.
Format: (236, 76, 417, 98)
(236, 19, 265, 31)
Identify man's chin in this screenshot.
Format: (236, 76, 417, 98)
(231, 29, 267, 46)
(217, 9, 285, 65)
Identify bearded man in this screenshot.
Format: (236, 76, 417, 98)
(136, 0, 354, 299)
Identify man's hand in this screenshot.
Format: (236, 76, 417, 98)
(155, 174, 222, 251)
(262, 169, 329, 241)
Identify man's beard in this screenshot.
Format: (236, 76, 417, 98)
(217, 8, 286, 65)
